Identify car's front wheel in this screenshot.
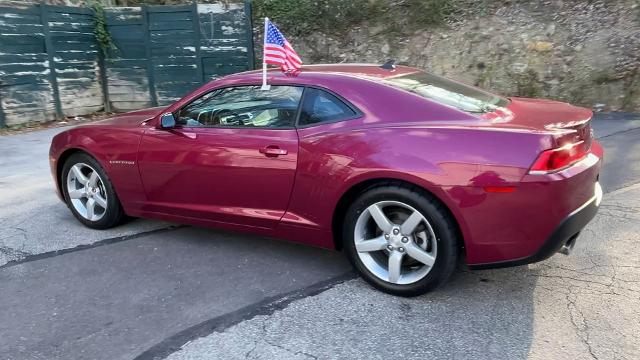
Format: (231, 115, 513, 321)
(343, 184, 459, 296)
(61, 152, 125, 229)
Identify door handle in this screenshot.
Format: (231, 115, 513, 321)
(259, 146, 288, 156)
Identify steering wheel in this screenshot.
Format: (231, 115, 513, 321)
(211, 108, 244, 126)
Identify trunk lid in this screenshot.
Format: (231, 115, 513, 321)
(482, 97, 592, 130)
(481, 97, 593, 146)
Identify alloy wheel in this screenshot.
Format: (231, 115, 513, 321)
(354, 201, 438, 285)
(66, 163, 108, 221)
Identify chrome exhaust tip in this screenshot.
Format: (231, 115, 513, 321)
(559, 243, 573, 256)
(559, 233, 579, 256)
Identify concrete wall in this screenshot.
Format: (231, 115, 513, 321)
(0, 2, 254, 127)
(257, 0, 640, 113)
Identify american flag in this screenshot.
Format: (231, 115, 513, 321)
(264, 19, 302, 75)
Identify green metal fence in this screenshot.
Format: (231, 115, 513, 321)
(0, 2, 255, 127)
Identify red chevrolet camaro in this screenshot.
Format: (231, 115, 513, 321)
(50, 64, 603, 296)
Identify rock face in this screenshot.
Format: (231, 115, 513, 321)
(255, 0, 640, 112)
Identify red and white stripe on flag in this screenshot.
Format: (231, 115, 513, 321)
(264, 41, 302, 73)
(264, 19, 302, 75)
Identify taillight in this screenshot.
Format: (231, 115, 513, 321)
(529, 140, 589, 174)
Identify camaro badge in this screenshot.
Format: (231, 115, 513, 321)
(109, 160, 135, 165)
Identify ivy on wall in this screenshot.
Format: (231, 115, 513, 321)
(88, 0, 117, 57)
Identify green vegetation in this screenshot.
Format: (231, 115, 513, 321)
(252, 0, 458, 36)
(88, 0, 117, 57)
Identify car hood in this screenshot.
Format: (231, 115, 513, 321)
(89, 106, 167, 127)
(482, 97, 592, 132)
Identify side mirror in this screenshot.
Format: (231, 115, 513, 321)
(160, 113, 176, 129)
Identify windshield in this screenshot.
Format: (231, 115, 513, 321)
(379, 71, 510, 113)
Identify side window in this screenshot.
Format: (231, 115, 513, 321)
(177, 86, 302, 128)
(298, 88, 357, 126)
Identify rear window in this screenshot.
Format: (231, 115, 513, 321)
(298, 88, 357, 126)
(379, 71, 510, 113)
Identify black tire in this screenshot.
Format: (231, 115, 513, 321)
(343, 184, 459, 297)
(61, 152, 126, 229)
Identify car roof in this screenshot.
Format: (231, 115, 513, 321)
(222, 63, 421, 82)
(167, 63, 481, 129)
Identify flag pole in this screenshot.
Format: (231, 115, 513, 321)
(260, 17, 270, 91)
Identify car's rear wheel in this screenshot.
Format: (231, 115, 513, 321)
(343, 184, 459, 296)
(62, 153, 125, 229)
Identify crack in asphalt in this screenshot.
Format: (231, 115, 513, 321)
(595, 125, 640, 140)
(0, 225, 183, 270)
(535, 265, 640, 296)
(0, 226, 32, 263)
(135, 272, 356, 360)
(0, 217, 32, 258)
(600, 204, 640, 212)
(0, 244, 31, 259)
(536, 269, 632, 360)
(243, 334, 260, 359)
(565, 286, 599, 360)
(244, 320, 319, 360)
(533, 254, 640, 360)
(599, 202, 640, 220)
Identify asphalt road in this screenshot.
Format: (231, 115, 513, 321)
(0, 114, 639, 360)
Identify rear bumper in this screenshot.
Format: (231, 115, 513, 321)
(469, 181, 602, 270)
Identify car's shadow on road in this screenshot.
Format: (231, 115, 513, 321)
(272, 260, 540, 360)
(0, 189, 544, 360)
(0, 221, 541, 360)
(139, 241, 541, 360)
(0, 225, 352, 360)
(151, 251, 542, 360)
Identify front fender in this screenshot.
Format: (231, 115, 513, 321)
(49, 126, 147, 213)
